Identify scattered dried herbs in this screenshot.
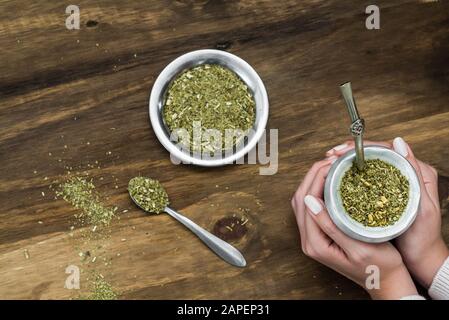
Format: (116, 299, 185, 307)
(128, 177, 169, 213)
(163, 64, 256, 152)
(85, 276, 118, 300)
(340, 159, 409, 227)
(56, 176, 117, 225)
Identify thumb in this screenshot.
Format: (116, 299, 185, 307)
(304, 194, 359, 250)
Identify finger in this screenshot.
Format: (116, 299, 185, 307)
(302, 167, 352, 269)
(303, 212, 350, 265)
(291, 194, 307, 249)
(292, 157, 337, 225)
(392, 137, 431, 204)
(308, 164, 331, 199)
(304, 194, 359, 251)
(326, 140, 392, 157)
(325, 141, 353, 157)
(292, 156, 337, 242)
(417, 160, 439, 210)
(297, 157, 337, 197)
(303, 164, 333, 252)
(303, 212, 333, 255)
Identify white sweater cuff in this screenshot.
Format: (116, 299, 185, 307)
(428, 256, 449, 300)
(400, 295, 426, 300)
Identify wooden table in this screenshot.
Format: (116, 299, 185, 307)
(1, 0, 448, 299)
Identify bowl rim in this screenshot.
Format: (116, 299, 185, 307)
(324, 145, 421, 243)
(149, 49, 269, 167)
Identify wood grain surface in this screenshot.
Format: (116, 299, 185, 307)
(0, 0, 448, 299)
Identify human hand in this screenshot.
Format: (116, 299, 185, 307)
(392, 137, 449, 288)
(327, 137, 449, 288)
(291, 158, 418, 299)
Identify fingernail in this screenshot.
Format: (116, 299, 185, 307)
(326, 155, 338, 164)
(326, 143, 347, 154)
(304, 195, 322, 215)
(333, 143, 348, 151)
(393, 137, 408, 157)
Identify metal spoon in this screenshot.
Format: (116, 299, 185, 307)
(340, 82, 365, 170)
(129, 190, 247, 268)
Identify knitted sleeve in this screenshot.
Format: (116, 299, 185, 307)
(429, 256, 449, 300)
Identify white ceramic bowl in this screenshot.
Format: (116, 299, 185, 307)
(149, 49, 269, 166)
(324, 146, 421, 243)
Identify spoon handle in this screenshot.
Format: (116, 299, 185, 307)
(340, 82, 365, 171)
(164, 207, 246, 267)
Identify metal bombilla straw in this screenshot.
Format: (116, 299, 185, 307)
(340, 82, 365, 171)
